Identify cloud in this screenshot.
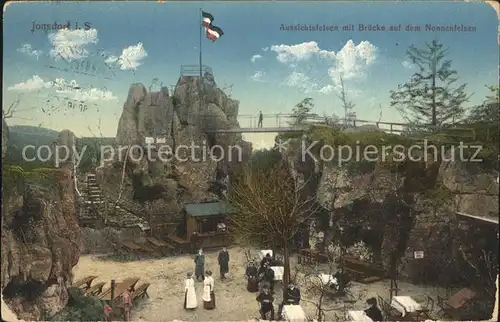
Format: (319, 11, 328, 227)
(17, 44, 43, 59)
(8, 75, 51, 91)
(250, 71, 266, 82)
(327, 40, 377, 82)
(51, 78, 118, 101)
(270, 41, 335, 63)
(268, 40, 378, 95)
(318, 85, 335, 94)
(8, 75, 117, 101)
(282, 71, 318, 93)
(48, 28, 99, 61)
(401, 60, 414, 69)
(105, 42, 147, 70)
(251, 54, 263, 63)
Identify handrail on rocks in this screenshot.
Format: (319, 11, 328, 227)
(180, 64, 213, 77)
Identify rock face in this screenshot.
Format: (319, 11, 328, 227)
(99, 71, 251, 218)
(1, 123, 82, 320)
(282, 134, 499, 282)
(2, 115, 9, 159)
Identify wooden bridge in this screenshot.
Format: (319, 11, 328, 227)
(203, 113, 479, 139)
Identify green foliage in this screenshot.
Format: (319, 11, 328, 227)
(467, 84, 499, 124)
(390, 40, 470, 125)
(250, 149, 282, 171)
(420, 183, 454, 208)
(50, 287, 104, 321)
(291, 97, 314, 125)
(2, 163, 57, 194)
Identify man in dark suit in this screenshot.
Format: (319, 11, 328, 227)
(278, 284, 301, 319)
(256, 286, 274, 320)
(364, 297, 384, 321)
(258, 262, 275, 293)
(260, 253, 272, 268)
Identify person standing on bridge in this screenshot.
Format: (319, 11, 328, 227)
(258, 111, 263, 128)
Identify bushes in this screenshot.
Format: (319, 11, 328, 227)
(2, 164, 57, 195)
(50, 287, 104, 321)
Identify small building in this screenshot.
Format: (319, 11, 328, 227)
(156, 137, 166, 144)
(183, 201, 234, 249)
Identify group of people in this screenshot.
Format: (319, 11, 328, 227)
(255, 282, 301, 320)
(103, 285, 134, 321)
(245, 253, 302, 320)
(184, 247, 230, 311)
(245, 253, 282, 293)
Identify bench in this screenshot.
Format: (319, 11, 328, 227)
(145, 237, 174, 255)
(342, 257, 385, 281)
(359, 276, 382, 284)
(166, 235, 191, 253)
(73, 276, 98, 291)
(85, 282, 105, 296)
(298, 249, 329, 264)
(135, 242, 161, 256)
(132, 283, 150, 300)
(99, 278, 140, 301)
(168, 235, 190, 245)
(121, 240, 142, 251)
(344, 267, 366, 277)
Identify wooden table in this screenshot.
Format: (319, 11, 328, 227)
(270, 266, 284, 281)
(259, 250, 273, 260)
(318, 273, 337, 286)
(73, 275, 98, 290)
(146, 237, 172, 248)
(347, 310, 373, 321)
(121, 240, 142, 251)
(99, 278, 140, 301)
(282, 304, 306, 322)
(391, 296, 423, 317)
(168, 236, 190, 245)
(448, 288, 475, 309)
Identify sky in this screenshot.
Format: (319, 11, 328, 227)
(3, 1, 499, 149)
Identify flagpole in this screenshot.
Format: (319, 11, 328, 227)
(199, 8, 203, 112)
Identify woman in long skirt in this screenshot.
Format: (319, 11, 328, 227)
(246, 261, 259, 292)
(203, 271, 216, 309)
(184, 272, 197, 310)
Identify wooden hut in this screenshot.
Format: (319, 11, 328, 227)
(184, 201, 234, 249)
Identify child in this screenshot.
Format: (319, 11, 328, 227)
(103, 304, 113, 321)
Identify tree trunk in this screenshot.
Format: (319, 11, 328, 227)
(283, 242, 290, 299)
(431, 51, 437, 125)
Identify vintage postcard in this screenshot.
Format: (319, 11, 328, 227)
(2, 1, 498, 321)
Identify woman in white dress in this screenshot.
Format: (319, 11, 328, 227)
(202, 270, 215, 309)
(184, 272, 197, 310)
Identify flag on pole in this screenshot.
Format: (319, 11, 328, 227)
(201, 11, 214, 27)
(206, 25, 224, 41)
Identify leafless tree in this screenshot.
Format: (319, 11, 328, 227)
(2, 93, 36, 121)
(459, 248, 497, 300)
(228, 159, 320, 296)
(296, 245, 366, 321)
(336, 76, 355, 127)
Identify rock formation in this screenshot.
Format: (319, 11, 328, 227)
(1, 119, 82, 320)
(98, 71, 251, 216)
(281, 133, 498, 282)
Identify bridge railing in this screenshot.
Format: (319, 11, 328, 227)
(180, 64, 213, 76)
(198, 113, 477, 139)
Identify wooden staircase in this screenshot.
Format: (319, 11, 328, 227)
(77, 173, 106, 226)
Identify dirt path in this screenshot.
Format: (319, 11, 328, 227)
(73, 247, 445, 321)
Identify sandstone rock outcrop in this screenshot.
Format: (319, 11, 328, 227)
(1, 123, 82, 320)
(2, 115, 9, 159)
(282, 133, 499, 282)
(98, 71, 251, 217)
